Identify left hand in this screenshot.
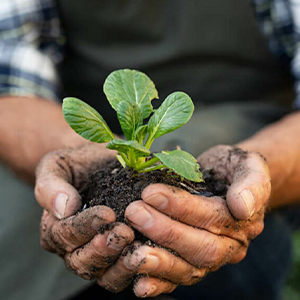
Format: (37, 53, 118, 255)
(35, 144, 135, 281)
(97, 145, 271, 297)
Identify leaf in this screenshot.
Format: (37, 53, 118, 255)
(107, 139, 150, 157)
(147, 92, 194, 142)
(153, 150, 203, 182)
(134, 125, 148, 144)
(103, 69, 158, 119)
(62, 97, 114, 143)
(117, 101, 143, 140)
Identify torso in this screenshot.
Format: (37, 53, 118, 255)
(58, 0, 293, 133)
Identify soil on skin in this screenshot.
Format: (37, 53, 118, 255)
(80, 160, 229, 232)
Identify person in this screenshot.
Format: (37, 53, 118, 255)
(1, 0, 300, 299)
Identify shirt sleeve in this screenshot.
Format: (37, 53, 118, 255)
(0, 0, 64, 101)
(252, 0, 300, 110)
(288, 0, 300, 109)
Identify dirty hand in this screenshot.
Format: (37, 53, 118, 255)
(97, 145, 271, 297)
(35, 143, 134, 280)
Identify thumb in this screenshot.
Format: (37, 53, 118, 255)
(226, 152, 271, 220)
(35, 151, 82, 219)
(35, 177, 82, 219)
(35, 144, 116, 219)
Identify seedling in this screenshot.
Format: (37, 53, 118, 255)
(62, 69, 203, 182)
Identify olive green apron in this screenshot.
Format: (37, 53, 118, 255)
(57, 0, 293, 135)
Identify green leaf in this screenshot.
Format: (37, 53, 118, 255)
(153, 150, 203, 182)
(147, 92, 194, 143)
(107, 139, 150, 157)
(117, 101, 143, 140)
(134, 125, 148, 144)
(62, 97, 114, 143)
(103, 69, 158, 119)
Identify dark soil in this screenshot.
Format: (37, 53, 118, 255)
(80, 160, 229, 238)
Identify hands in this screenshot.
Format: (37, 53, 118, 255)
(35, 144, 134, 281)
(35, 144, 271, 298)
(97, 145, 271, 297)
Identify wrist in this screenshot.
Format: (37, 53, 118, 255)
(236, 112, 300, 209)
(0, 96, 86, 181)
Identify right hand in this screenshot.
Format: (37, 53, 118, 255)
(95, 145, 270, 297)
(35, 143, 135, 280)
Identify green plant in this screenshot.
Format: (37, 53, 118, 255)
(62, 69, 203, 182)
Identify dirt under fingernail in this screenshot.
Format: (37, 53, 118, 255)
(91, 217, 104, 230)
(106, 231, 127, 250)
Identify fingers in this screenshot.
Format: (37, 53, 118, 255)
(141, 184, 241, 237)
(35, 150, 83, 218)
(134, 277, 177, 298)
(35, 145, 116, 218)
(141, 184, 264, 243)
(98, 243, 205, 294)
(35, 175, 82, 219)
(226, 152, 271, 220)
(98, 242, 143, 293)
(125, 201, 244, 267)
(197, 145, 271, 220)
(41, 207, 135, 280)
(64, 223, 134, 280)
(123, 245, 206, 284)
(40, 206, 116, 254)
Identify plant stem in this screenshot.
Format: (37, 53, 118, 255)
(119, 152, 130, 166)
(137, 156, 146, 165)
(135, 156, 160, 172)
(144, 134, 154, 149)
(128, 149, 135, 167)
(139, 164, 166, 173)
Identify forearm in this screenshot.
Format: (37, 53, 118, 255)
(0, 96, 88, 182)
(237, 111, 300, 209)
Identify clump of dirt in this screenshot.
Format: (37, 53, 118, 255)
(80, 159, 229, 223)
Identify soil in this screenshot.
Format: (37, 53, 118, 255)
(80, 159, 229, 239)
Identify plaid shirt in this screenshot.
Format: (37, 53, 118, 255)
(0, 0, 62, 101)
(252, 0, 300, 109)
(1, 0, 300, 107)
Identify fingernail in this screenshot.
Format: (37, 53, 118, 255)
(144, 193, 168, 210)
(240, 189, 255, 218)
(124, 253, 159, 271)
(145, 254, 160, 270)
(144, 285, 157, 297)
(55, 193, 68, 219)
(126, 205, 153, 229)
(106, 231, 127, 250)
(91, 217, 104, 230)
